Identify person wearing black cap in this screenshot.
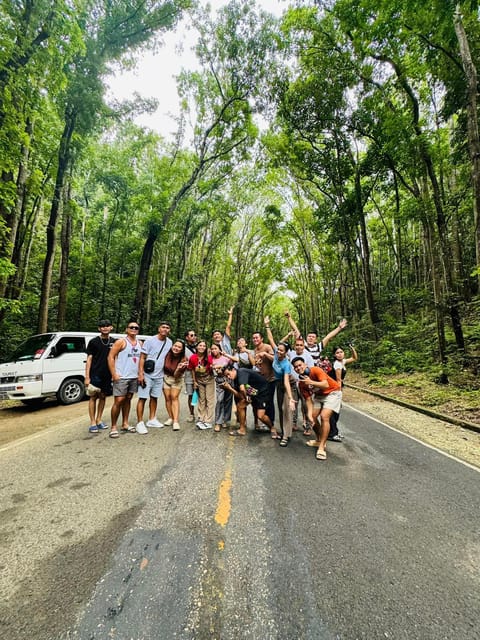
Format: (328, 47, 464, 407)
(85, 320, 116, 433)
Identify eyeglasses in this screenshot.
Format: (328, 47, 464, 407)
(128, 326, 140, 330)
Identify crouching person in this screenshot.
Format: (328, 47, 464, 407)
(291, 357, 342, 461)
(222, 366, 274, 437)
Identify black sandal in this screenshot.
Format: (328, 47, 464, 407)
(279, 437, 289, 447)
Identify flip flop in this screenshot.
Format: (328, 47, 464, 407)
(306, 440, 321, 447)
(121, 426, 136, 433)
(271, 431, 281, 440)
(229, 430, 246, 437)
(214, 425, 221, 432)
(109, 430, 119, 439)
(316, 449, 327, 460)
(255, 425, 269, 433)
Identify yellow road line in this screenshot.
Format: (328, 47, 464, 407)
(215, 439, 234, 530)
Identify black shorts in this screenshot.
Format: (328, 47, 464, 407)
(90, 375, 112, 395)
(252, 391, 269, 410)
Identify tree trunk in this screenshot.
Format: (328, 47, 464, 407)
(354, 167, 379, 327)
(37, 113, 75, 333)
(132, 227, 158, 321)
(390, 60, 465, 353)
(392, 170, 406, 322)
(454, 6, 480, 291)
(57, 185, 72, 329)
(0, 118, 32, 301)
(423, 213, 448, 381)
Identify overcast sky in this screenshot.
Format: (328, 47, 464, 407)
(106, 0, 286, 139)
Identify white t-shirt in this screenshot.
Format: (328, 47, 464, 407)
(141, 335, 172, 378)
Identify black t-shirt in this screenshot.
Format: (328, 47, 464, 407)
(237, 368, 269, 396)
(87, 336, 116, 379)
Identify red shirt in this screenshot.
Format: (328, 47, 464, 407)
(188, 353, 213, 375)
(298, 366, 341, 399)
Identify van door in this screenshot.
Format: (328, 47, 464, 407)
(41, 335, 88, 394)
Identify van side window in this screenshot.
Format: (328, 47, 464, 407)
(54, 337, 86, 356)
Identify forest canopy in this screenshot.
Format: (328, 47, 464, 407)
(1, 0, 480, 380)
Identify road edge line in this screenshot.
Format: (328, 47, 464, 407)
(345, 402, 480, 473)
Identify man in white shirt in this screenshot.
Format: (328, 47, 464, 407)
(136, 321, 172, 434)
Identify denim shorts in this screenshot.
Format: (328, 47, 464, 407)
(137, 376, 164, 399)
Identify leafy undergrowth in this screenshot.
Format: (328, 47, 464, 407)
(347, 369, 480, 426)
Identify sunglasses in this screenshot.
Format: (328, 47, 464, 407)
(128, 326, 140, 330)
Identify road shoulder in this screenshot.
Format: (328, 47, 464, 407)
(345, 387, 480, 469)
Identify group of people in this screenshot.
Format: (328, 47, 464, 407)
(84, 308, 357, 461)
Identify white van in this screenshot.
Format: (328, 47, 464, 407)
(0, 331, 151, 406)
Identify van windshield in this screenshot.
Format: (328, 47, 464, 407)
(9, 334, 54, 361)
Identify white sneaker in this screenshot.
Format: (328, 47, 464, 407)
(187, 414, 195, 422)
(200, 422, 212, 430)
(136, 421, 148, 434)
(146, 418, 164, 428)
(163, 417, 173, 426)
(173, 422, 180, 431)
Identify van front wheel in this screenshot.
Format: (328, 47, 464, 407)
(57, 378, 85, 405)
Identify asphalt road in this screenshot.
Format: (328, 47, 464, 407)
(0, 400, 479, 640)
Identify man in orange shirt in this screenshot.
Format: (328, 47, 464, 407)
(291, 357, 342, 461)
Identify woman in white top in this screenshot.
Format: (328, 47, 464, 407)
(329, 343, 358, 441)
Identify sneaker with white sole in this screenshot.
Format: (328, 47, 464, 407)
(328, 434, 344, 442)
(199, 422, 212, 430)
(146, 418, 164, 428)
(173, 422, 180, 431)
(96, 421, 108, 430)
(163, 417, 173, 426)
(136, 421, 148, 434)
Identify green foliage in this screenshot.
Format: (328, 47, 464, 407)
(1, 0, 480, 385)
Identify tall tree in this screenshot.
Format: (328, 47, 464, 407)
(131, 0, 277, 320)
(36, 0, 189, 331)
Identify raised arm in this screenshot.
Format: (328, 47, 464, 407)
(225, 306, 234, 338)
(264, 316, 277, 349)
(321, 318, 348, 348)
(280, 330, 295, 343)
(344, 344, 358, 365)
(284, 309, 301, 339)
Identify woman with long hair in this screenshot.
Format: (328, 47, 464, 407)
(162, 340, 188, 431)
(188, 340, 215, 430)
(261, 317, 296, 445)
(210, 343, 231, 432)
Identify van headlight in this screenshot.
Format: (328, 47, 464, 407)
(16, 374, 43, 382)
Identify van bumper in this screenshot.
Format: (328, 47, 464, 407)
(0, 379, 43, 401)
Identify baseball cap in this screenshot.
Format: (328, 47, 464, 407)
(98, 319, 112, 327)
